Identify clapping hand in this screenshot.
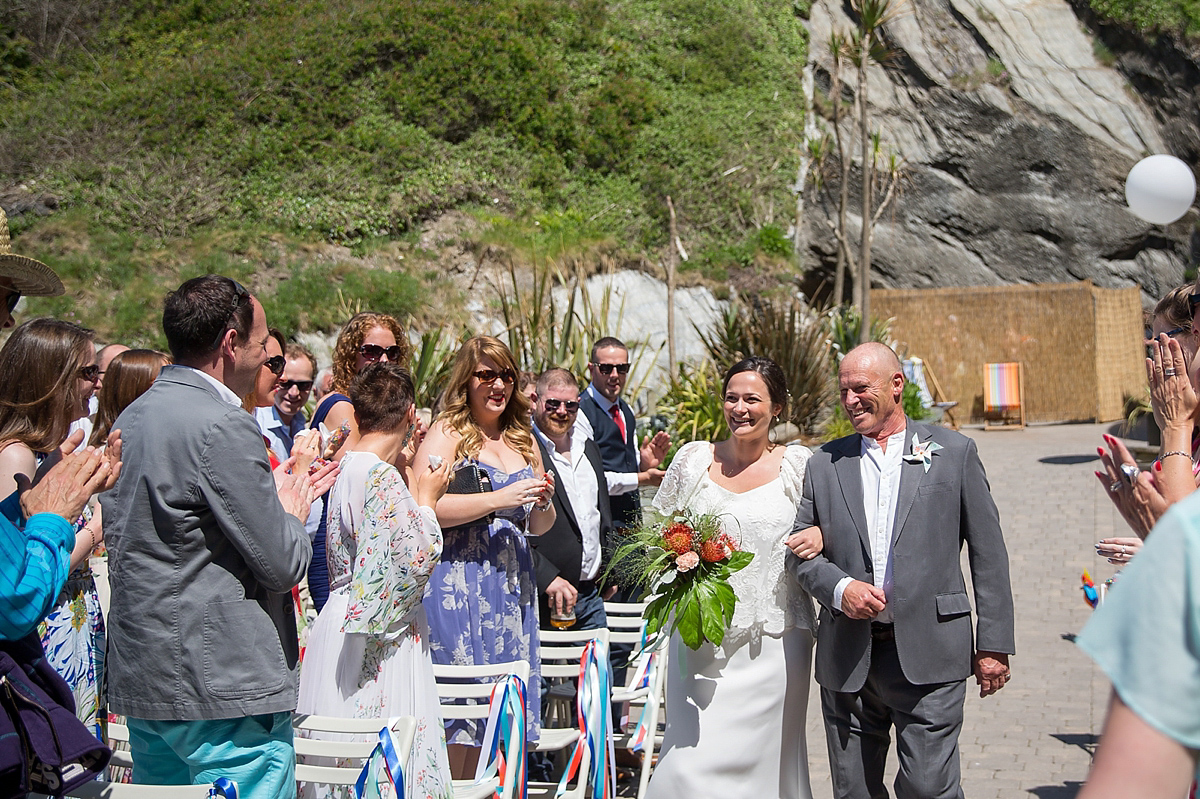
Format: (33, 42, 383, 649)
(20, 429, 122, 522)
(1095, 435, 1167, 539)
(414, 455, 451, 509)
(640, 431, 671, 470)
(1146, 333, 1198, 432)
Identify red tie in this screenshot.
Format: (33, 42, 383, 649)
(610, 402, 627, 443)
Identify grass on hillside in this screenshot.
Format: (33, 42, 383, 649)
(1087, 0, 1200, 34)
(1, 0, 811, 338)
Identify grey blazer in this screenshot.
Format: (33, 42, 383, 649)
(99, 366, 312, 721)
(787, 419, 1015, 692)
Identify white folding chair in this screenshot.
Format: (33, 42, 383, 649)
(605, 600, 669, 798)
(106, 719, 134, 774)
(531, 627, 612, 799)
(293, 713, 417, 789)
(433, 659, 530, 799)
(32, 783, 215, 798)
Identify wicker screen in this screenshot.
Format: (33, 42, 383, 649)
(872, 281, 1144, 424)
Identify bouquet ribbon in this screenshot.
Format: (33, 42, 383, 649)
(354, 722, 407, 799)
(556, 638, 615, 799)
(475, 673, 528, 798)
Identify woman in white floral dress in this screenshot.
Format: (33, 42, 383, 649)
(297, 363, 454, 799)
(645, 357, 823, 799)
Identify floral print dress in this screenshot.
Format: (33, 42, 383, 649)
(423, 460, 541, 745)
(38, 502, 106, 741)
(297, 451, 452, 799)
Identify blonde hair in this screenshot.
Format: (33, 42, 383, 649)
(331, 312, 409, 394)
(436, 336, 535, 466)
(1153, 284, 1195, 331)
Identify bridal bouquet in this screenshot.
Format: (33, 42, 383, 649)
(607, 509, 752, 650)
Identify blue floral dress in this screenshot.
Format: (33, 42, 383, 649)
(38, 503, 105, 742)
(423, 461, 541, 745)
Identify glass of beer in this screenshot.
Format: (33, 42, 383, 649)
(550, 608, 576, 629)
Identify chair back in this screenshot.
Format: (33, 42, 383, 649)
(293, 714, 417, 787)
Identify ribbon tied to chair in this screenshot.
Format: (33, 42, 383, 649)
(556, 638, 615, 799)
(354, 724, 407, 799)
(207, 778, 240, 798)
(475, 673, 529, 799)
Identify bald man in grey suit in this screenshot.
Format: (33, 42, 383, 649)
(787, 343, 1014, 799)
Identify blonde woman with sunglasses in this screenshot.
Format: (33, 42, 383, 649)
(417, 335, 556, 778)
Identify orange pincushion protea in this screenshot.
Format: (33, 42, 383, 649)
(698, 538, 728, 563)
(663, 523, 693, 555)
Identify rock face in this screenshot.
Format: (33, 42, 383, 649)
(801, 0, 1198, 305)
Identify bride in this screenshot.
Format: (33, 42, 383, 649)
(644, 357, 822, 799)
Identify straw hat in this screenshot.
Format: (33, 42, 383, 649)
(0, 208, 63, 297)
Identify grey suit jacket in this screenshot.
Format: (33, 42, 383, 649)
(787, 419, 1014, 692)
(100, 366, 312, 720)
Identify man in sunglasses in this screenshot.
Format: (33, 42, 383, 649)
(576, 337, 671, 535)
(100, 275, 337, 798)
(259, 342, 318, 462)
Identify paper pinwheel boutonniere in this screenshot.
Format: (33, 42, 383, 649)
(902, 433, 943, 473)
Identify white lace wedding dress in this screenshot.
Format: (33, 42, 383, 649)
(644, 441, 816, 799)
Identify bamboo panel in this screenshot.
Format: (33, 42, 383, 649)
(872, 281, 1143, 424)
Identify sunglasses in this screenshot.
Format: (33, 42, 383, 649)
(3, 289, 20, 315)
(79, 364, 100, 382)
(1165, 326, 1192, 337)
(264, 355, 286, 376)
(358, 343, 403, 362)
(542, 398, 580, 413)
(210, 278, 250, 351)
(473, 368, 516, 385)
(592, 362, 630, 376)
(278, 379, 313, 392)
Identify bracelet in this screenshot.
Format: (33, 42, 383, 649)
(1158, 450, 1192, 462)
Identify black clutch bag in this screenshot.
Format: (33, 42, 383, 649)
(445, 460, 495, 527)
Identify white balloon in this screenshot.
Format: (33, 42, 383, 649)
(1125, 154, 1196, 225)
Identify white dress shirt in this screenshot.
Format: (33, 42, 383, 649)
(254, 405, 308, 463)
(832, 429, 906, 623)
(535, 425, 604, 581)
(572, 383, 639, 497)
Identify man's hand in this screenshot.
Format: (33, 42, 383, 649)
(546, 576, 578, 615)
(974, 651, 1011, 698)
(276, 459, 340, 521)
(840, 580, 886, 619)
(640, 432, 671, 471)
(20, 438, 120, 522)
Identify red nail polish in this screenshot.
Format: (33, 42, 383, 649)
(1155, 461, 1163, 472)
(1097, 447, 1106, 456)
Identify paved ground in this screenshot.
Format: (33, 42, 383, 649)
(800, 422, 1122, 799)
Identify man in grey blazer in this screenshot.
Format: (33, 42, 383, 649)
(787, 342, 1014, 799)
(100, 275, 335, 798)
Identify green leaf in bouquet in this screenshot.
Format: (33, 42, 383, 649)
(676, 592, 703, 650)
(657, 568, 678, 587)
(701, 599, 726, 645)
(712, 579, 737, 623)
(726, 550, 754, 573)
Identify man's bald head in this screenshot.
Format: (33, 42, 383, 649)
(838, 342, 907, 442)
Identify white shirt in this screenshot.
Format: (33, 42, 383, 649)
(254, 405, 307, 463)
(188, 366, 243, 408)
(535, 425, 603, 581)
(832, 429, 906, 623)
(572, 384, 639, 496)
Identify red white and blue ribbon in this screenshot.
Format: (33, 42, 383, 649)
(624, 646, 658, 753)
(556, 639, 615, 799)
(475, 673, 529, 799)
(207, 778, 239, 798)
(354, 724, 407, 799)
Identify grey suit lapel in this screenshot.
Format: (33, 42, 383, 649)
(833, 435, 871, 552)
(892, 419, 929, 543)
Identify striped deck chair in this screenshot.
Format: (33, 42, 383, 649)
(983, 362, 1025, 430)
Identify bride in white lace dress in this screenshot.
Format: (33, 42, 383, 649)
(645, 357, 822, 799)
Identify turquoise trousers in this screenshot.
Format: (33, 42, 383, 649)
(127, 712, 295, 799)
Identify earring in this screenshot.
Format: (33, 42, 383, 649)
(401, 426, 414, 448)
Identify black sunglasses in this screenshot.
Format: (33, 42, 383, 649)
(542, 398, 580, 413)
(359, 344, 403, 362)
(473, 368, 516, 385)
(210, 278, 250, 351)
(3, 289, 20, 315)
(279, 379, 313, 392)
(79, 364, 100, 382)
(264, 355, 286, 376)
(592, 362, 630, 375)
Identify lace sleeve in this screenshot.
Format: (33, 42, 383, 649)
(650, 441, 713, 516)
(779, 443, 813, 506)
